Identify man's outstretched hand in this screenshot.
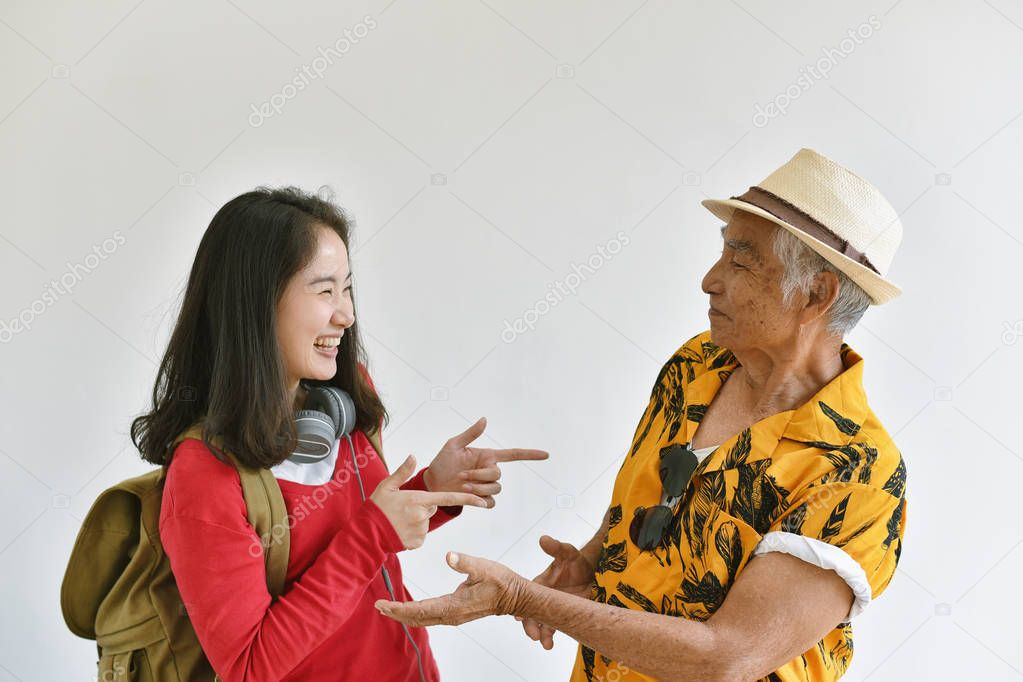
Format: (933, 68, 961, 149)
(517, 535, 596, 649)
(375, 552, 527, 627)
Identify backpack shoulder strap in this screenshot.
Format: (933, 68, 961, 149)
(228, 451, 290, 600)
(173, 425, 290, 600)
(364, 427, 385, 470)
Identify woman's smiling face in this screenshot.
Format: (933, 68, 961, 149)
(276, 224, 355, 394)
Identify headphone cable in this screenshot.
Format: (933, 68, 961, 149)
(345, 434, 427, 682)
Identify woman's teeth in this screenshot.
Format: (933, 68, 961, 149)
(314, 336, 341, 348)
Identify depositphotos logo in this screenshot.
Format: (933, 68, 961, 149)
(1, 230, 127, 344)
(752, 16, 881, 128)
(501, 230, 631, 343)
(248, 15, 378, 128)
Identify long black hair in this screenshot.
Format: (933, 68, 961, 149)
(131, 186, 387, 468)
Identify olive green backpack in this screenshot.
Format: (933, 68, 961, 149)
(60, 425, 383, 681)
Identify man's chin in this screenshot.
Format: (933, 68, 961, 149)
(707, 323, 727, 347)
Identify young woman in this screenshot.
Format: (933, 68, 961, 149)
(131, 186, 547, 681)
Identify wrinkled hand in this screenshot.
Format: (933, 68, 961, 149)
(517, 535, 596, 649)
(424, 417, 549, 507)
(375, 551, 526, 626)
(370, 455, 489, 550)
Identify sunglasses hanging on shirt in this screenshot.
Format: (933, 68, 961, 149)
(629, 443, 700, 551)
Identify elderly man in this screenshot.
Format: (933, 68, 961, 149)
(377, 148, 909, 682)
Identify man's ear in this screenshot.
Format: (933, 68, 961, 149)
(804, 270, 840, 321)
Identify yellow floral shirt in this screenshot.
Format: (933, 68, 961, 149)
(571, 330, 908, 682)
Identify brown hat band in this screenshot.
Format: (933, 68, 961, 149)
(732, 186, 880, 275)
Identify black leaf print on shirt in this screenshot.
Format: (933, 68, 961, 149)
(595, 541, 627, 574)
(617, 581, 659, 613)
(607, 594, 628, 609)
(662, 504, 683, 567)
(882, 457, 907, 499)
(608, 504, 622, 531)
(816, 641, 828, 668)
(819, 400, 861, 436)
(729, 461, 760, 526)
(781, 501, 808, 535)
(857, 442, 878, 485)
(680, 570, 726, 613)
(822, 447, 862, 483)
(630, 355, 693, 456)
(714, 521, 743, 583)
(835, 520, 873, 549)
(728, 460, 790, 533)
(828, 627, 854, 671)
(722, 428, 753, 468)
(702, 471, 728, 508)
(882, 498, 903, 551)
(681, 507, 696, 559)
(758, 472, 792, 530)
(686, 478, 724, 558)
(818, 493, 852, 542)
(816, 442, 881, 486)
(662, 594, 707, 621)
(581, 645, 596, 681)
(709, 348, 736, 369)
(803, 439, 847, 453)
(686, 403, 708, 423)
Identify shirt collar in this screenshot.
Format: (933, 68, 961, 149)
(682, 338, 869, 475)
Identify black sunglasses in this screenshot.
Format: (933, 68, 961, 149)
(629, 444, 699, 551)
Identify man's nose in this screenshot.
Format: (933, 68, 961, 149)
(701, 257, 724, 296)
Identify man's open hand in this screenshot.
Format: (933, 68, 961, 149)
(375, 552, 527, 626)
(517, 535, 596, 649)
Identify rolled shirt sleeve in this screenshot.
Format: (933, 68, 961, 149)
(752, 480, 907, 622)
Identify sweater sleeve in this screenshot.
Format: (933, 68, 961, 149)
(160, 443, 405, 682)
(400, 467, 463, 531)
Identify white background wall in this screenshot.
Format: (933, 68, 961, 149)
(1, 0, 1021, 680)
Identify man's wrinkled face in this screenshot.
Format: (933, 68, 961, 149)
(701, 210, 796, 352)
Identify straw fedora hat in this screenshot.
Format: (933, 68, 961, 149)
(702, 148, 903, 305)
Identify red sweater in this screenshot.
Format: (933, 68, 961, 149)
(160, 428, 459, 681)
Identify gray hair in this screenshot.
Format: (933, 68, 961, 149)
(772, 226, 872, 338)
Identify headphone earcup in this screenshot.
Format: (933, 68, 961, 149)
(305, 385, 357, 437)
(293, 408, 337, 463)
(304, 386, 343, 434)
(290, 385, 358, 464)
